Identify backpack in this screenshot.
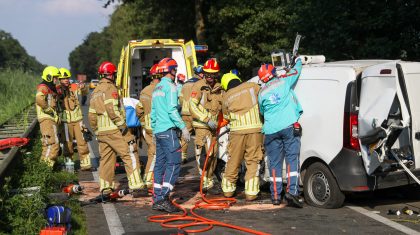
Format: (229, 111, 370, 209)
(45, 205, 72, 230)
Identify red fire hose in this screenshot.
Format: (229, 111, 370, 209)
(148, 115, 270, 235)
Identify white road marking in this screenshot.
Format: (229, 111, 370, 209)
(347, 205, 420, 235)
(92, 170, 125, 235)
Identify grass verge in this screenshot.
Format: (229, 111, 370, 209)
(0, 130, 87, 235)
(0, 69, 39, 125)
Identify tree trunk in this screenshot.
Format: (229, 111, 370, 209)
(195, 0, 205, 44)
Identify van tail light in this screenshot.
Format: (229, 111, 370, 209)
(344, 112, 361, 151)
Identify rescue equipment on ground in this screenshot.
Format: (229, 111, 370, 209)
(87, 188, 130, 204)
(0, 137, 30, 150)
(64, 158, 74, 173)
(62, 184, 83, 195)
(44, 205, 72, 231)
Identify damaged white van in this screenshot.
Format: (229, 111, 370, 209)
(291, 58, 420, 208)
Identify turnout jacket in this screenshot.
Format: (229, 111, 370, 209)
(57, 84, 83, 123)
(88, 79, 126, 135)
(222, 82, 262, 134)
(189, 79, 223, 129)
(136, 81, 157, 134)
(36, 84, 59, 123)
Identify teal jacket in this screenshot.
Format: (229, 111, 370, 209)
(151, 77, 186, 134)
(258, 59, 303, 135)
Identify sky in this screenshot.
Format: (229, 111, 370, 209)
(0, 0, 116, 69)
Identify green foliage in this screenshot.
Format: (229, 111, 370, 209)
(0, 133, 86, 234)
(0, 30, 44, 73)
(71, 0, 420, 78)
(0, 69, 39, 125)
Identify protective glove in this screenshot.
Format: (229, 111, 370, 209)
(207, 120, 217, 130)
(118, 124, 128, 135)
(181, 127, 191, 142)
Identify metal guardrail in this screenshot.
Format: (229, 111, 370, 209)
(0, 105, 38, 177)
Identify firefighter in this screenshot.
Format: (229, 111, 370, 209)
(136, 64, 161, 188)
(189, 58, 223, 193)
(220, 72, 263, 201)
(57, 68, 92, 171)
(88, 61, 147, 197)
(258, 58, 304, 207)
(151, 58, 190, 213)
(193, 65, 205, 80)
(36, 66, 61, 167)
(176, 73, 186, 98)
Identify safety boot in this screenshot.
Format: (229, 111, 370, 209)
(153, 198, 180, 213)
(245, 194, 258, 201)
(285, 193, 304, 208)
(131, 188, 149, 198)
(224, 192, 235, 198)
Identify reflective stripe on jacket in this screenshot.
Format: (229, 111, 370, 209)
(189, 79, 222, 129)
(88, 79, 125, 135)
(36, 84, 59, 123)
(136, 81, 156, 133)
(222, 82, 262, 134)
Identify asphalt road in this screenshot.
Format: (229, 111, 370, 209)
(78, 96, 420, 235)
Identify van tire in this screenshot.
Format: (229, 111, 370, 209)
(303, 162, 345, 209)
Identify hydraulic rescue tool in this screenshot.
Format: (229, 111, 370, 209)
(62, 184, 83, 195)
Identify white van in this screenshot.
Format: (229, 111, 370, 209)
(229, 59, 420, 208)
(283, 58, 420, 208)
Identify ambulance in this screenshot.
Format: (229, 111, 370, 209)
(115, 39, 201, 98)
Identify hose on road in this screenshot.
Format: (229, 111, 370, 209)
(148, 119, 270, 234)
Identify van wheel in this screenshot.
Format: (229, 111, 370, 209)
(303, 162, 345, 209)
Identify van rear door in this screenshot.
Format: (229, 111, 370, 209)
(184, 40, 197, 79)
(398, 62, 420, 169)
(358, 61, 411, 174)
(116, 46, 129, 97)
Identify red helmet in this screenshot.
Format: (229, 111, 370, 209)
(258, 63, 276, 83)
(157, 58, 178, 73)
(203, 58, 220, 73)
(177, 73, 186, 82)
(150, 64, 159, 76)
(98, 61, 117, 75)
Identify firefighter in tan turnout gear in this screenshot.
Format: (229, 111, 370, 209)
(136, 64, 161, 188)
(220, 73, 264, 201)
(89, 61, 146, 197)
(57, 68, 92, 170)
(189, 59, 223, 192)
(178, 67, 202, 163)
(36, 66, 61, 167)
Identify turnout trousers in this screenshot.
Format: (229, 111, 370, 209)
(264, 126, 301, 200)
(180, 115, 193, 161)
(62, 120, 91, 169)
(97, 130, 144, 192)
(195, 128, 218, 189)
(222, 132, 263, 196)
(143, 129, 156, 188)
(153, 129, 182, 202)
(40, 119, 60, 167)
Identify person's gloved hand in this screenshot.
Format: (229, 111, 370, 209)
(118, 124, 128, 135)
(181, 127, 190, 142)
(207, 120, 217, 130)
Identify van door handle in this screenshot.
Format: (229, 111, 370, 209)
(416, 132, 420, 140)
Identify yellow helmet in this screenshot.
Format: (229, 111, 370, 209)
(221, 72, 242, 90)
(59, 68, 71, 79)
(42, 66, 61, 82)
